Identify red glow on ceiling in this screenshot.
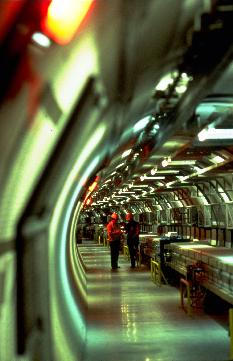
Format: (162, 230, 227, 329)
(41, 0, 94, 45)
(86, 198, 92, 205)
(89, 181, 98, 193)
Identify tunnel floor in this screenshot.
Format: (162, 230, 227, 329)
(78, 242, 230, 361)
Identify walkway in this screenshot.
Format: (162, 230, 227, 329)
(78, 242, 230, 361)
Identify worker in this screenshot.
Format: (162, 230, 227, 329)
(124, 212, 140, 268)
(106, 212, 122, 270)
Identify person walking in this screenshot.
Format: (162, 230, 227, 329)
(106, 212, 122, 270)
(124, 212, 140, 268)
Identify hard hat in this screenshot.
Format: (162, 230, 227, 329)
(111, 212, 118, 220)
(126, 212, 133, 221)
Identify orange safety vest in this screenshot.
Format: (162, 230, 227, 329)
(106, 220, 122, 242)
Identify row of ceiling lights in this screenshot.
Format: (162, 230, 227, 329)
(90, 62, 233, 208)
(92, 153, 231, 208)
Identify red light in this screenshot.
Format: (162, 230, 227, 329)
(41, 0, 94, 45)
(89, 181, 98, 193)
(86, 198, 91, 205)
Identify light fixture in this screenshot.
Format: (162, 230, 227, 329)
(210, 155, 225, 164)
(176, 176, 187, 182)
(131, 185, 149, 188)
(155, 72, 177, 91)
(41, 0, 94, 45)
(168, 160, 196, 165)
(142, 176, 165, 180)
(119, 191, 135, 194)
(115, 162, 125, 169)
(153, 123, 160, 130)
(156, 170, 180, 174)
(198, 128, 233, 142)
(181, 72, 189, 80)
(122, 149, 132, 158)
(112, 195, 127, 198)
(192, 166, 202, 172)
(151, 167, 157, 175)
(175, 85, 187, 94)
(32, 32, 51, 47)
(162, 159, 169, 167)
(88, 180, 98, 192)
(133, 116, 151, 132)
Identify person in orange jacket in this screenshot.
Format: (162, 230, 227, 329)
(106, 212, 122, 270)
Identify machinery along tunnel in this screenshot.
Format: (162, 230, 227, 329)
(1, 0, 233, 360)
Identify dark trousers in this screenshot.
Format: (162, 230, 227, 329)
(110, 240, 120, 268)
(128, 242, 139, 267)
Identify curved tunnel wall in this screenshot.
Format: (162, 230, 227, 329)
(1, 1, 233, 360)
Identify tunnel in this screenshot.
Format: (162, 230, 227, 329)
(1, 1, 233, 360)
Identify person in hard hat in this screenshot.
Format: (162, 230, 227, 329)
(106, 213, 122, 270)
(124, 212, 140, 268)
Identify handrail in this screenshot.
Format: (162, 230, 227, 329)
(151, 259, 168, 287)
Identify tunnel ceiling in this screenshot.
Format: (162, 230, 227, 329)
(83, 1, 233, 216)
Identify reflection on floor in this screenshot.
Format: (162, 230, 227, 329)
(78, 242, 230, 361)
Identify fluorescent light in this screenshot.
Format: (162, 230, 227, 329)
(116, 162, 125, 169)
(161, 159, 169, 168)
(175, 85, 187, 94)
(112, 195, 127, 198)
(155, 73, 175, 91)
(122, 149, 132, 158)
(193, 166, 202, 172)
(210, 155, 225, 164)
(133, 116, 150, 132)
(181, 72, 189, 80)
(156, 170, 180, 174)
(132, 185, 149, 188)
(151, 167, 157, 175)
(142, 176, 165, 180)
(119, 191, 135, 194)
(168, 160, 196, 165)
(32, 32, 51, 47)
(198, 128, 233, 141)
(176, 176, 186, 182)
